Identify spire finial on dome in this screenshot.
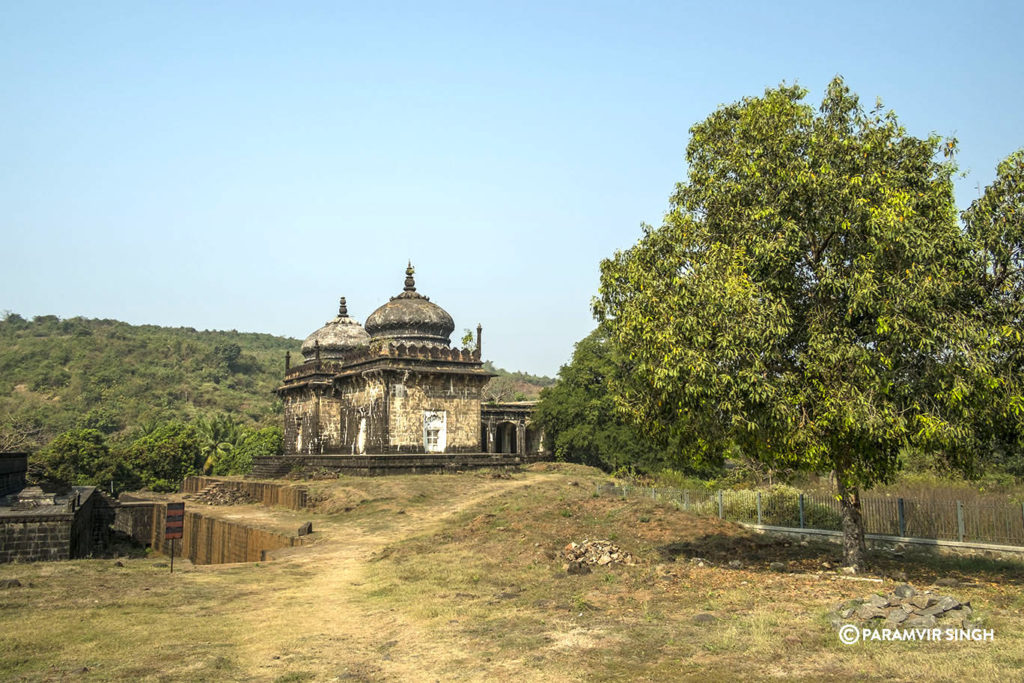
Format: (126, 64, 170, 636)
(404, 261, 416, 292)
(338, 296, 348, 317)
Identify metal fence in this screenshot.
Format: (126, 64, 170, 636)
(601, 484, 1024, 547)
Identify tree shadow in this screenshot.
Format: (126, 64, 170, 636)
(656, 531, 1024, 586)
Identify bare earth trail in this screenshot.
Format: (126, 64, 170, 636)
(232, 475, 547, 681)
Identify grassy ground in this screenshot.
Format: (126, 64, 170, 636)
(1, 463, 1023, 681)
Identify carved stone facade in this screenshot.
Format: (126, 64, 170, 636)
(277, 264, 507, 456)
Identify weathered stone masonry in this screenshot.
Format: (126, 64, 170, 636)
(277, 265, 494, 456)
(0, 453, 100, 563)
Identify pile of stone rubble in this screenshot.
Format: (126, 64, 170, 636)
(833, 584, 977, 630)
(561, 540, 637, 574)
(188, 482, 258, 506)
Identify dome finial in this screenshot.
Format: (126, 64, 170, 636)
(404, 261, 416, 292)
(338, 296, 348, 317)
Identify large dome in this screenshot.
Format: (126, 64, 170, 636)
(300, 297, 370, 361)
(365, 264, 454, 348)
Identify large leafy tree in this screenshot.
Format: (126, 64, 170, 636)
(31, 428, 136, 491)
(963, 150, 1024, 473)
(123, 422, 203, 492)
(596, 78, 991, 569)
(534, 326, 705, 473)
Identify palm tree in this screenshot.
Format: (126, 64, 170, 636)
(194, 414, 245, 474)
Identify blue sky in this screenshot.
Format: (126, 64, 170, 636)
(2, 1, 1022, 376)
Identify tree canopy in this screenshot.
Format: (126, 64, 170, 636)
(534, 326, 721, 475)
(595, 78, 1019, 568)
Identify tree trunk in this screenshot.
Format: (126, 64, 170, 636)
(836, 477, 866, 571)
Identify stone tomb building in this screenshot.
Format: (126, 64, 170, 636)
(275, 265, 541, 464)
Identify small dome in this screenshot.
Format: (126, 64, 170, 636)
(300, 297, 370, 361)
(365, 263, 454, 347)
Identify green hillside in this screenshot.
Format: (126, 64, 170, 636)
(0, 313, 555, 451)
(0, 313, 295, 449)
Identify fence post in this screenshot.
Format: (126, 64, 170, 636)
(799, 493, 805, 529)
(897, 498, 906, 537)
(718, 490, 724, 519)
(684, 491, 689, 511)
(957, 501, 965, 543)
(756, 491, 763, 525)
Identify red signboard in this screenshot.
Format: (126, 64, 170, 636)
(165, 502, 185, 540)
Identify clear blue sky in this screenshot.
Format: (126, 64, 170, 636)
(2, 1, 1021, 376)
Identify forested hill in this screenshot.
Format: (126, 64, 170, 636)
(0, 313, 297, 448)
(0, 313, 555, 450)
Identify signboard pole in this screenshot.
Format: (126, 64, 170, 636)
(165, 502, 185, 574)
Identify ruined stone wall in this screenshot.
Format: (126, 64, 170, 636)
(335, 374, 389, 454)
(161, 511, 303, 564)
(0, 513, 73, 562)
(0, 489, 98, 563)
(69, 491, 96, 558)
(283, 390, 323, 455)
(115, 500, 306, 564)
(0, 453, 27, 497)
(318, 396, 344, 452)
(114, 501, 158, 547)
(254, 452, 541, 476)
(388, 374, 483, 453)
(182, 477, 309, 510)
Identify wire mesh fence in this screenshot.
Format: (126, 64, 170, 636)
(601, 483, 1024, 547)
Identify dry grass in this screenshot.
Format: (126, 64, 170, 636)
(1, 464, 1023, 681)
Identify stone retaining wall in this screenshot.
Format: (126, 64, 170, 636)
(115, 500, 307, 565)
(182, 477, 309, 510)
(0, 453, 28, 497)
(0, 512, 74, 562)
(0, 487, 97, 563)
(252, 452, 542, 477)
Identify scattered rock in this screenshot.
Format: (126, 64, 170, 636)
(298, 521, 313, 536)
(692, 613, 717, 624)
(769, 561, 786, 572)
(935, 577, 960, 588)
(192, 482, 259, 506)
(728, 560, 743, 569)
(564, 561, 592, 576)
(892, 584, 916, 599)
(560, 540, 636, 570)
(854, 605, 887, 620)
(886, 607, 910, 624)
(904, 614, 938, 629)
(0, 579, 22, 589)
(832, 584, 979, 633)
(909, 594, 935, 610)
(866, 594, 889, 609)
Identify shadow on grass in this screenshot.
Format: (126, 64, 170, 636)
(656, 531, 1024, 586)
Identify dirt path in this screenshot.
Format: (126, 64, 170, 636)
(234, 476, 542, 681)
